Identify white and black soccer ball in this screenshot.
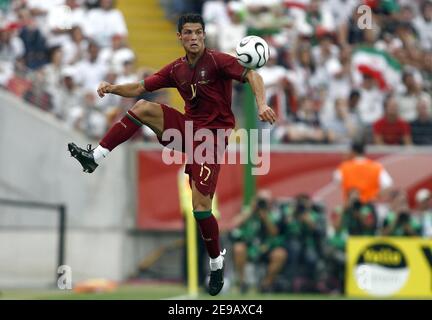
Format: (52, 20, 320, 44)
(235, 36, 270, 69)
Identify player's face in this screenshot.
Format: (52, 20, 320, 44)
(178, 23, 205, 55)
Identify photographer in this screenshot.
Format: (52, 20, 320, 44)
(381, 190, 421, 236)
(323, 209, 348, 294)
(280, 194, 326, 293)
(230, 190, 287, 293)
(342, 188, 378, 236)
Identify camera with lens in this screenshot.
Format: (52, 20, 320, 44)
(256, 198, 269, 210)
(352, 199, 363, 211)
(397, 212, 410, 225)
(295, 202, 307, 215)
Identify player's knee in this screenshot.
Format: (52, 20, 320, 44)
(192, 194, 212, 211)
(132, 99, 159, 119)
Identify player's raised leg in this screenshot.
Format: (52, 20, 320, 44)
(68, 99, 163, 172)
(191, 180, 225, 296)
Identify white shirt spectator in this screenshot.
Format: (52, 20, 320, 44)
(356, 87, 384, 125)
(326, 0, 359, 27)
(46, 3, 87, 47)
(202, 0, 230, 26)
(311, 43, 340, 66)
(258, 59, 290, 121)
(26, 0, 65, 36)
(62, 36, 89, 65)
(0, 26, 24, 85)
(99, 46, 135, 72)
(295, 2, 336, 36)
(413, 13, 432, 51)
(0, 32, 24, 64)
(84, 7, 128, 48)
(397, 91, 432, 122)
(53, 67, 83, 119)
(75, 57, 108, 92)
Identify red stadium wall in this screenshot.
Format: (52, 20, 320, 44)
(136, 150, 432, 231)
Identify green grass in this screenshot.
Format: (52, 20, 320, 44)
(0, 283, 357, 300)
(1, 283, 430, 300)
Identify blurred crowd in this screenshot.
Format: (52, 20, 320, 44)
(2, 0, 432, 146)
(229, 185, 432, 294)
(175, 0, 432, 146)
(227, 141, 432, 294)
(0, 0, 168, 140)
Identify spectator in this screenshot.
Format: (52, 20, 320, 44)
(295, 0, 336, 42)
(323, 208, 348, 294)
(257, 46, 290, 125)
(415, 188, 432, 238)
(230, 190, 287, 293)
(78, 91, 107, 140)
(397, 70, 432, 122)
(413, 0, 432, 51)
(62, 25, 88, 65)
(46, 0, 87, 47)
(43, 45, 63, 102)
(410, 97, 432, 145)
(74, 41, 108, 92)
(381, 189, 422, 236)
(23, 68, 53, 111)
(322, 98, 361, 144)
(99, 34, 135, 72)
(53, 66, 82, 120)
(338, 3, 366, 46)
(18, 7, 48, 69)
(340, 188, 378, 236)
(202, 0, 230, 49)
(373, 94, 412, 145)
(0, 21, 24, 86)
(334, 141, 393, 204)
(281, 97, 328, 143)
(217, 1, 247, 55)
(356, 74, 385, 127)
(279, 194, 326, 293)
(84, 0, 128, 48)
(286, 43, 318, 99)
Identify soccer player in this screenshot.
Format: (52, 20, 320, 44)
(68, 13, 276, 296)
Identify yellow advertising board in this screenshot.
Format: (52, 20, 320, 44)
(346, 237, 432, 298)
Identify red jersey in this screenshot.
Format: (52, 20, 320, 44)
(143, 49, 248, 129)
(373, 117, 411, 145)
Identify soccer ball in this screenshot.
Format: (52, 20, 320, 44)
(235, 36, 270, 69)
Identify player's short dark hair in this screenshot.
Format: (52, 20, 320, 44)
(351, 140, 366, 155)
(177, 13, 205, 33)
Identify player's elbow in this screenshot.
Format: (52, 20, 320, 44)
(245, 69, 259, 83)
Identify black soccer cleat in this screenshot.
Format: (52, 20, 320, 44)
(208, 263, 224, 296)
(68, 142, 98, 173)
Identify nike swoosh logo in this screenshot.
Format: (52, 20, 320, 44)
(239, 38, 251, 47)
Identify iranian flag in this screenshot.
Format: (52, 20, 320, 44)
(352, 46, 402, 91)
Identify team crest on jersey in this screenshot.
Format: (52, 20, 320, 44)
(198, 69, 209, 85)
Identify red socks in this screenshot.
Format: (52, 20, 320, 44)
(194, 211, 221, 259)
(100, 110, 143, 151)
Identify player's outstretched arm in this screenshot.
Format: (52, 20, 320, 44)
(245, 70, 277, 124)
(97, 81, 146, 98)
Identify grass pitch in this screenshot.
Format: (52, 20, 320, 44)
(0, 282, 350, 300)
